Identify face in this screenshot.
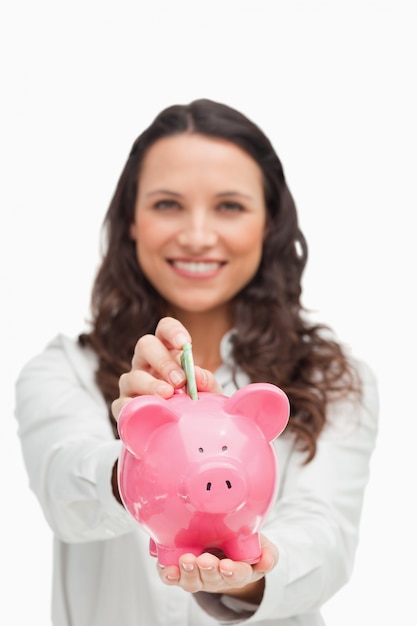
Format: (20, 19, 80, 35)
(130, 133, 267, 317)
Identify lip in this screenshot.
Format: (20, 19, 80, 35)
(168, 259, 226, 279)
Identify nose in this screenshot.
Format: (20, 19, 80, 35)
(176, 210, 218, 250)
(187, 465, 248, 514)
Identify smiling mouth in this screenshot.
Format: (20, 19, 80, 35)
(169, 260, 226, 274)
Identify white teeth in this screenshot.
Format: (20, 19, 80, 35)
(173, 260, 221, 273)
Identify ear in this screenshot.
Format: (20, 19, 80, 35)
(118, 396, 180, 458)
(224, 383, 290, 442)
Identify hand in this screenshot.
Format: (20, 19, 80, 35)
(157, 534, 278, 603)
(111, 316, 222, 421)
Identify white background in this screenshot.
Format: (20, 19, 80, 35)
(1, 1, 416, 624)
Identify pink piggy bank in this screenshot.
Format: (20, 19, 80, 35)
(117, 383, 290, 566)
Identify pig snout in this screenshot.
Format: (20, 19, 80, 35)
(187, 464, 248, 514)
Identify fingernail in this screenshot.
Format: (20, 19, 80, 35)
(220, 569, 233, 577)
(182, 563, 194, 572)
(169, 369, 185, 385)
(175, 333, 190, 347)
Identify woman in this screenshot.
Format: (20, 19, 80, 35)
(15, 99, 378, 625)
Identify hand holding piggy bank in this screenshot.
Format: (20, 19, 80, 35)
(117, 383, 290, 566)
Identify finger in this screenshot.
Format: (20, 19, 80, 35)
(197, 554, 253, 591)
(131, 334, 186, 388)
(118, 369, 174, 399)
(154, 317, 191, 350)
(194, 553, 225, 589)
(195, 367, 223, 394)
(252, 549, 277, 575)
(252, 537, 278, 574)
(111, 372, 174, 420)
(217, 558, 253, 586)
(111, 397, 132, 422)
(157, 563, 180, 586)
(177, 555, 203, 593)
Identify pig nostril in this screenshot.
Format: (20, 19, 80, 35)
(205, 481, 232, 491)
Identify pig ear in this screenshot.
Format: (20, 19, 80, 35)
(224, 383, 290, 442)
(118, 396, 180, 458)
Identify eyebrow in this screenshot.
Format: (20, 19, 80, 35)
(145, 189, 183, 198)
(215, 191, 253, 200)
(145, 189, 253, 200)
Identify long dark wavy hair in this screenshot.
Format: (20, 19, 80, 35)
(79, 98, 361, 462)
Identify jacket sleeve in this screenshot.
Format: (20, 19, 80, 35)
(251, 360, 378, 621)
(14, 335, 136, 543)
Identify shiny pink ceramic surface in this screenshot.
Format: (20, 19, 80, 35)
(117, 383, 290, 566)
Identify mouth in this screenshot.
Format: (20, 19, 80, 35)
(168, 259, 226, 276)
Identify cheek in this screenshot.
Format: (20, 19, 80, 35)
(134, 216, 166, 251)
(230, 222, 265, 257)
(132, 220, 159, 271)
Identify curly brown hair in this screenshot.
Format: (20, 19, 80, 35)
(79, 99, 361, 462)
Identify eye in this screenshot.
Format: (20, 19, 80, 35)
(198, 447, 204, 453)
(222, 445, 228, 452)
(153, 199, 181, 211)
(217, 201, 245, 213)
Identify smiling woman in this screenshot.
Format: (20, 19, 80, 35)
(14, 98, 378, 626)
(130, 134, 266, 324)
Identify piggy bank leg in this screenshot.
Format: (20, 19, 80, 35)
(149, 538, 158, 557)
(222, 533, 262, 564)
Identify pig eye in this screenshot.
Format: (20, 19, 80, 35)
(198, 447, 204, 453)
(222, 445, 228, 452)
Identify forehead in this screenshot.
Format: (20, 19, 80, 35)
(138, 133, 264, 190)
